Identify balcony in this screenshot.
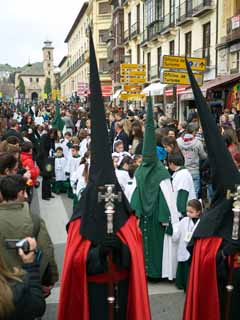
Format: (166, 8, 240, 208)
(122, 0, 129, 6)
(226, 15, 240, 44)
(150, 65, 159, 80)
(131, 22, 140, 39)
(176, 2, 194, 26)
(161, 13, 175, 34)
(140, 30, 148, 46)
(148, 21, 163, 41)
(124, 29, 130, 43)
(192, 0, 214, 17)
(60, 54, 86, 82)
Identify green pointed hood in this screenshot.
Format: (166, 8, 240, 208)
(132, 97, 170, 217)
(142, 96, 158, 164)
(52, 99, 65, 131)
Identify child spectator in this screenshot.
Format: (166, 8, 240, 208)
(112, 154, 130, 192)
(20, 141, 40, 188)
(53, 147, 67, 194)
(168, 152, 196, 217)
(66, 145, 81, 199)
(173, 199, 202, 291)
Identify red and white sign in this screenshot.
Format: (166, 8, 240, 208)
(164, 85, 189, 97)
(232, 15, 240, 30)
(77, 83, 112, 97)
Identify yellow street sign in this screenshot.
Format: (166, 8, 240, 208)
(121, 78, 146, 84)
(0, 92, 2, 98)
(162, 71, 203, 85)
(119, 93, 145, 101)
(121, 63, 146, 69)
(121, 70, 146, 77)
(163, 55, 206, 72)
(123, 85, 142, 92)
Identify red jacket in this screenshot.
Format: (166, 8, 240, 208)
(21, 152, 40, 186)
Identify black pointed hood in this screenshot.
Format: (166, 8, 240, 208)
(69, 28, 131, 243)
(186, 59, 240, 242)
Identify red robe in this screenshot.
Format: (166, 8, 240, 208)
(183, 237, 223, 320)
(58, 214, 151, 320)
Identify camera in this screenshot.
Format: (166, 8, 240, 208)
(5, 239, 30, 254)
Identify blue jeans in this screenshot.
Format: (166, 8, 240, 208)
(191, 173, 200, 198)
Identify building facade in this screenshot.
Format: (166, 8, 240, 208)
(60, 0, 112, 101)
(15, 40, 56, 102)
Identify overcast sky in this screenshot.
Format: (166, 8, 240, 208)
(0, 0, 84, 67)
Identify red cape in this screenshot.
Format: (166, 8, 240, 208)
(58, 215, 151, 320)
(183, 237, 223, 320)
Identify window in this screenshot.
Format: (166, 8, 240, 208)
(137, 45, 141, 64)
(203, 22, 211, 65)
(169, 40, 175, 56)
(157, 47, 162, 78)
(185, 32, 192, 57)
(99, 2, 111, 14)
(146, 0, 154, 25)
(99, 58, 108, 72)
(29, 78, 32, 83)
(48, 71, 51, 76)
(147, 52, 151, 81)
(230, 51, 240, 73)
(137, 4, 140, 32)
(99, 29, 109, 43)
(36, 78, 39, 83)
(156, 0, 164, 21)
(48, 51, 51, 60)
(128, 12, 131, 35)
(129, 49, 132, 64)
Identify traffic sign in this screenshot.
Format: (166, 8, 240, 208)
(123, 85, 142, 92)
(120, 70, 146, 77)
(121, 78, 146, 84)
(162, 71, 203, 85)
(120, 64, 146, 70)
(163, 55, 206, 72)
(119, 93, 145, 101)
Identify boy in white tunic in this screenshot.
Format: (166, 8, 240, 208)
(53, 147, 67, 194)
(168, 152, 196, 217)
(172, 199, 202, 290)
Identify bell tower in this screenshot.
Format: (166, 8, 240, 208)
(42, 40, 54, 81)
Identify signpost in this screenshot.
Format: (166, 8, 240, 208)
(163, 71, 203, 86)
(119, 93, 145, 101)
(123, 85, 142, 92)
(162, 55, 206, 72)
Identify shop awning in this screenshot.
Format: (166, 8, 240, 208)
(180, 74, 240, 100)
(164, 85, 189, 97)
(113, 89, 122, 99)
(142, 82, 167, 96)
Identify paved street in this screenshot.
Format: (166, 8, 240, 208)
(31, 187, 185, 320)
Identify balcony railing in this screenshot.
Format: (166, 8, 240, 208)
(176, 1, 194, 25)
(150, 65, 159, 80)
(140, 29, 148, 45)
(226, 15, 240, 43)
(131, 22, 140, 38)
(60, 54, 85, 82)
(161, 13, 175, 33)
(192, 0, 214, 17)
(124, 29, 129, 42)
(148, 21, 163, 40)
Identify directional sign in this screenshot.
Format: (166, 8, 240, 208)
(121, 70, 146, 77)
(119, 93, 145, 101)
(162, 71, 203, 86)
(0, 92, 2, 98)
(121, 64, 146, 69)
(121, 78, 146, 84)
(163, 55, 206, 72)
(123, 85, 142, 92)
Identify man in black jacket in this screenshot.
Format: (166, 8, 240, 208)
(2, 119, 24, 143)
(114, 121, 129, 152)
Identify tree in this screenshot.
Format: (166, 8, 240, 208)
(18, 78, 25, 96)
(44, 77, 52, 97)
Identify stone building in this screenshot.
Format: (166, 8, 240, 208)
(15, 40, 56, 101)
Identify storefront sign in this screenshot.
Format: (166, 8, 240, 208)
(163, 55, 206, 72)
(163, 71, 203, 85)
(232, 15, 240, 30)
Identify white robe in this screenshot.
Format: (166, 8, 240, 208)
(55, 157, 67, 182)
(115, 169, 130, 192)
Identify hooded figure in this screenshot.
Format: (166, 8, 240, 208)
(127, 97, 179, 280)
(58, 29, 151, 320)
(183, 60, 240, 320)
